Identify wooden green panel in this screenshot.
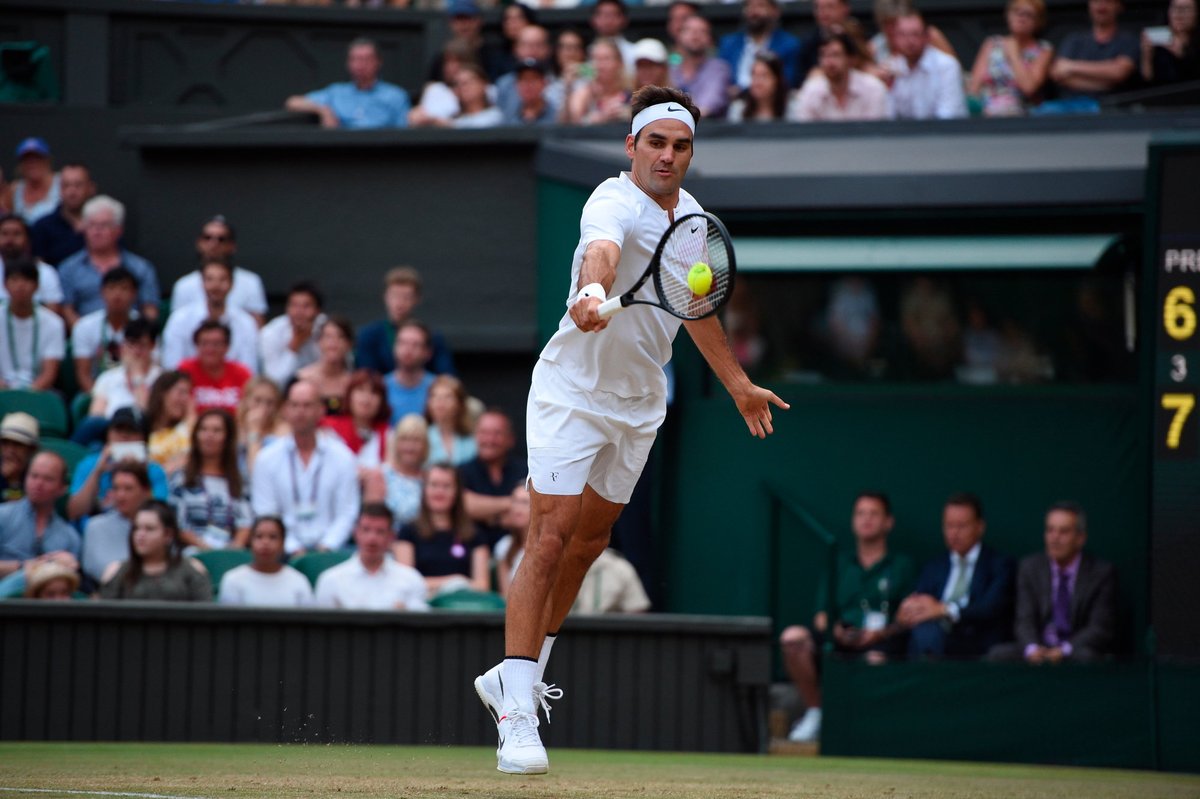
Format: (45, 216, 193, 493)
(536, 179, 592, 345)
(822, 658, 1158, 769)
(664, 337, 1149, 648)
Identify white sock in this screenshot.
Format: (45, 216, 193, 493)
(501, 657, 539, 714)
(536, 634, 556, 683)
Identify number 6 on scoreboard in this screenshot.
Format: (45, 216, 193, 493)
(1162, 393, 1196, 450)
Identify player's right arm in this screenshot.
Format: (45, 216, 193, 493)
(569, 240, 621, 334)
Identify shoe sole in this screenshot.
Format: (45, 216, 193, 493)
(474, 675, 501, 724)
(497, 760, 549, 775)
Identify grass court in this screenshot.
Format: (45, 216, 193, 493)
(0, 743, 1197, 799)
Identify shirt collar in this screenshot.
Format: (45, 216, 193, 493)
(955, 542, 982, 567)
(1056, 553, 1082, 580)
(619, 171, 678, 216)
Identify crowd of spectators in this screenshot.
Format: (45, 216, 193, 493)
(0, 142, 651, 611)
(271, 0, 1196, 131)
(778, 491, 1118, 743)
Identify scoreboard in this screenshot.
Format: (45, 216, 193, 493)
(1148, 143, 1200, 658)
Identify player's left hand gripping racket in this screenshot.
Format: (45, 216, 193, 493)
(597, 211, 736, 321)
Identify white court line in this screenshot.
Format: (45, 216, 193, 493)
(0, 788, 209, 799)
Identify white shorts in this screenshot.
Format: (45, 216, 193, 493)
(525, 359, 666, 505)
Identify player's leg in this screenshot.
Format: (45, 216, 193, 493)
(486, 487, 580, 775)
(543, 484, 624, 633)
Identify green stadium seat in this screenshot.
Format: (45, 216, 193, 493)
(290, 550, 351, 587)
(70, 392, 92, 429)
(0, 389, 69, 438)
(37, 437, 89, 483)
(429, 589, 505, 612)
(193, 549, 253, 599)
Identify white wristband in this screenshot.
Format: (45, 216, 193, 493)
(572, 282, 607, 306)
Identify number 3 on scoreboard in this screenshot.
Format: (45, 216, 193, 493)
(1162, 393, 1196, 450)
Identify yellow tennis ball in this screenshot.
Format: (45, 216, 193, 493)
(688, 262, 713, 296)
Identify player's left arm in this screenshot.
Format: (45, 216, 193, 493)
(683, 316, 789, 438)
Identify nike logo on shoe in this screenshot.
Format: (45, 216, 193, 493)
(690, 225, 698, 233)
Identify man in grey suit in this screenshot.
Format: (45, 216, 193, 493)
(991, 501, 1118, 663)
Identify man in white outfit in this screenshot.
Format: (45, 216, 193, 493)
(474, 85, 789, 776)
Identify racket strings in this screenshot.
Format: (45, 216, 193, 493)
(657, 218, 733, 320)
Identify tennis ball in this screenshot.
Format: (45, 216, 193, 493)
(688, 262, 713, 296)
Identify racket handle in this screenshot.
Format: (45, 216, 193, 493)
(597, 297, 624, 319)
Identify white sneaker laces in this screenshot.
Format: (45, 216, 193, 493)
(533, 682, 564, 723)
(507, 710, 543, 747)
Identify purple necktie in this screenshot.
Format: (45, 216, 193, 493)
(1053, 568, 1072, 641)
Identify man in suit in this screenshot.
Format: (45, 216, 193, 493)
(719, 0, 803, 89)
(991, 502, 1118, 663)
(897, 492, 1015, 658)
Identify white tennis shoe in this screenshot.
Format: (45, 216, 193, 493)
(496, 710, 549, 775)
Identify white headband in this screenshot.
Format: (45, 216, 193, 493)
(630, 102, 696, 138)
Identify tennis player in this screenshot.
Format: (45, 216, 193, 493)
(475, 85, 788, 775)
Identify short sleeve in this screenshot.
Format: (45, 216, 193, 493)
(306, 86, 333, 107)
(240, 271, 269, 314)
(579, 186, 637, 250)
(468, 526, 489, 551)
(1115, 31, 1140, 62)
(41, 311, 65, 360)
(71, 316, 98, 358)
(1057, 32, 1083, 60)
(38, 266, 63, 304)
(397, 522, 419, 543)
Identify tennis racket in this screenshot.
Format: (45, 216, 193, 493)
(597, 211, 736, 321)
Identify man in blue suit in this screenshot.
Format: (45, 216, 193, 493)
(718, 0, 802, 89)
(897, 492, 1015, 658)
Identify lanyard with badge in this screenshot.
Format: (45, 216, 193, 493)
(289, 447, 322, 527)
(5, 305, 39, 379)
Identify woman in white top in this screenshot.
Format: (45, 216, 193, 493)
(218, 516, 313, 608)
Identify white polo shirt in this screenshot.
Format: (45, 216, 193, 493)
(160, 301, 260, 374)
(314, 556, 429, 611)
(539, 171, 703, 399)
(218, 564, 315, 608)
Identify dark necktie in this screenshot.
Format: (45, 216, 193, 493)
(1053, 568, 1072, 641)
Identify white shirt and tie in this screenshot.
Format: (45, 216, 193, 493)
(941, 542, 982, 622)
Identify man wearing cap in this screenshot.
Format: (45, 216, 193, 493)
(285, 37, 412, 129)
(632, 39, 673, 91)
(0, 213, 64, 314)
(66, 407, 169, 522)
(471, 85, 788, 776)
(431, 0, 511, 82)
(2, 138, 60, 225)
(719, 0, 802, 88)
(496, 26, 556, 123)
(670, 15, 733, 118)
(0, 257, 65, 391)
(58, 195, 161, 329)
(169, 216, 268, 327)
(0, 412, 40, 502)
(504, 60, 559, 125)
(29, 162, 96, 267)
(0, 451, 79, 581)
